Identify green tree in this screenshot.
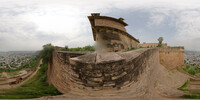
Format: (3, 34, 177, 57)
(157, 37, 163, 47)
(39, 43, 55, 63)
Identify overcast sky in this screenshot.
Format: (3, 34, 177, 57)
(0, 0, 200, 51)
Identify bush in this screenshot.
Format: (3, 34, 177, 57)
(182, 64, 200, 76)
(61, 45, 95, 51)
(39, 43, 55, 63)
(188, 70, 195, 75)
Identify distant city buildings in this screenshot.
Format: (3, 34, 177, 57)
(184, 51, 200, 68)
(0, 52, 36, 70)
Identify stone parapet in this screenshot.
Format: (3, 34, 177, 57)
(48, 48, 161, 94)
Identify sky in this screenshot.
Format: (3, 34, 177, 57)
(0, 0, 200, 51)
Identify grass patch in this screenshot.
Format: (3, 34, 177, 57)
(182, 94, 200, 99)
(178, 80, 190, 90)
(7, 72, 18, 77)
(0, 62, 61, 99)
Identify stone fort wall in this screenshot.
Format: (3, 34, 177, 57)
(159, 47, 184, 70)
(140, 43, 168, 48)
(47, 49, 160, 94)
(46, 47, 185, 94)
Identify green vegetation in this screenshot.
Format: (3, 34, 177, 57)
(0, 43, 61, 99)
(39, 43, 55, 63)
(157, 37, 163, 47)
(182, 95, 200, 99)
(61, 45, 95, 51)
(0, 63, 61, 99)
(178, 79, 200, 99)
(7, 72, 18, 77)
(0, 58, 40, 73)
(182, 65, 200, 76)
(178, 80, 189, 90)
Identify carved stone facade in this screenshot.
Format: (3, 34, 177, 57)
(88, 13, 140, 52)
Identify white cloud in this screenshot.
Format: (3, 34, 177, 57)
(0, 0, 200, 51)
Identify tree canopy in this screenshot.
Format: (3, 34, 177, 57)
(157, 37, 164, 47)
(39, 43, 55, 63)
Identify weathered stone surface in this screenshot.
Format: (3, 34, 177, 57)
(96, 51, 124, 64)
(88, 13, 140, 52)
(111, 72, 127, 80)
(103, 82, 116, 87)
(70, 52, 97, 64)
(47, 47, 186, 97)
(88, 77, 104, 82)
(159, 47, 184, 70)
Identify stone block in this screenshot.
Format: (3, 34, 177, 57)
(103, 82, 116, 87)
(94, 86, 113, 90)
(88, 77, 104, 82)
(111, 72, 127, 80)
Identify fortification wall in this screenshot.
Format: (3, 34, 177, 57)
(159, 47, 184, 70)
(48, 49, 160, 94)
(140, 43, 168, 48)
(47, 51, 90, 93)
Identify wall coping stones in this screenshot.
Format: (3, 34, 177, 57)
(96, 51, 125, 64)
(70, 52, 97, 64)
(70, 51, 125, 65)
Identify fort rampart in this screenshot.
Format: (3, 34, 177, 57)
(159, 47, 184, 70)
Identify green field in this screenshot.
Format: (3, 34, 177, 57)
(0, 63, 61, 99)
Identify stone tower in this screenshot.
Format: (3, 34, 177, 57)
(88, 13, 140, 52)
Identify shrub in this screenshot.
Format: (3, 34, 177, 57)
(39, 43, 55, 63)
(183, 95, 200, 99)
(61, 45, 95, 51)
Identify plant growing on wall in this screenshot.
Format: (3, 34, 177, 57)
(157, 37, 163, 47)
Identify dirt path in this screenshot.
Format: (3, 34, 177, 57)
(0, 59, 42, 89)
(10, 59, 43, 88)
